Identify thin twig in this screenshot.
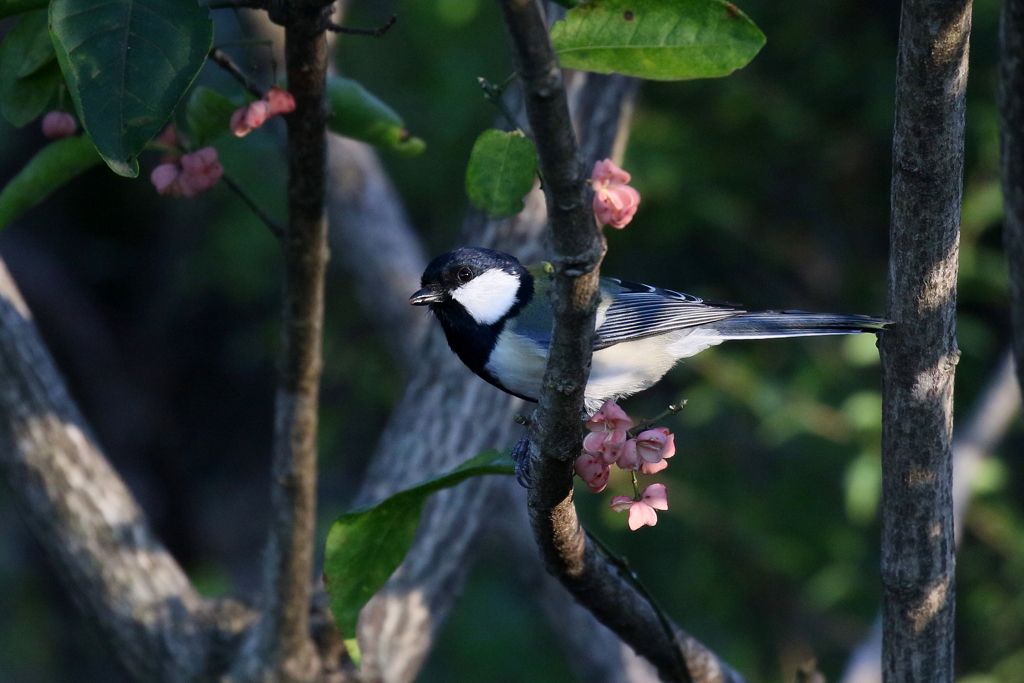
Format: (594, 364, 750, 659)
(221, 174, 285, 240)
(496, 1, 738, 682)
(326, 14, 396, 37)
(478, 76, 523, 131)
(207, 47, 266, 100)
(628, 399, 687, 438)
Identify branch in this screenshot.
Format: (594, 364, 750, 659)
(840, 349, 1021, 683)
(353, 68, 642, 683)
(222, 173, 286, 239)
(880, 0, 971, 681)
(242, 10, 333, 682)
(497, 1, 741, 682)
(208, 47, 267, 100)
(326, 15, 396, 37)
(0, 254, 258, 683)
(1000, 0, 1024, 400)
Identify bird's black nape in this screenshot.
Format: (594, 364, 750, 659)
(419, 247, 528, 291)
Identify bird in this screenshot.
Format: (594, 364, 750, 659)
(410, 247, 887, 415)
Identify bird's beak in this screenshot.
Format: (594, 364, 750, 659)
(410, 288, 444, 306)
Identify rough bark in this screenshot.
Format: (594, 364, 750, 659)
(1000, 0, 1024, 399)
(841, 350, 1020, 683)
(0, 256, 260, 683)
(880, 1, 971, 682)
(255, 6, 335, 681)
(496, 1, 744, 682)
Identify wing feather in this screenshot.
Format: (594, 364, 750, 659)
(593, 279, 744, 350)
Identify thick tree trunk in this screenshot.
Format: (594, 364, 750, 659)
(880, 1, 971, 681)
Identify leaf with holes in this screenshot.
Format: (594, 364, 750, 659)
(0, 136, 102, 232)
(49, 0, 213, 177)
(465, 129, 538, 219)
(323, 450, 514, 636)
(550, 0, 765, 81)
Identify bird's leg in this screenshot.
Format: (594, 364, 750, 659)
(510, 434, 533, 488)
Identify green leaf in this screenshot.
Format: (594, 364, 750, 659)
(49, 0, 213, 177)
(550, 0, 766, 81)
(464, 129, 538, 219)
(0, 0, 47, 20)
(0, 136, 102, 232)
(185, 86, 237, 148)
(323, 450, 514, 636)
(325, 76, 425, 155)
(1, 9, 57, 78)
(0, 11, 61, 127)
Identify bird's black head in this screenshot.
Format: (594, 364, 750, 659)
(410, 247, 533, 326)
(410, 248, 535, 383)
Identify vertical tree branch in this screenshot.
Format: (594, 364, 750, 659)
(880, 1, 971, 682)
(260, 5, 333, 681)
(841, 350, 1021, 683)
(496, 2, 742, 682)
(1000, 0, 1024, 399)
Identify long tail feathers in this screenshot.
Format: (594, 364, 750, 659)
(710, 310, 889, 340)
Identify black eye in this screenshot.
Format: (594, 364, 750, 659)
(457, 267, 474, 283)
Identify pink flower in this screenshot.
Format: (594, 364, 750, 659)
(636, 428, 675, 463)
(230, 100, 272, 138)
(610, 484, 669, 530)
(150, 147, 223, 197)
(586, 399, 633, 433)
(41, 111, 76, 139)
(155, 125, 179, 148)
(574, 454, 610, 493)
(266, 87, 296, 115)
(582, 428, 629, 465)
(591, 158, 640, 229)
(150, 163, 181, 194)
(583, 400, 633, 464)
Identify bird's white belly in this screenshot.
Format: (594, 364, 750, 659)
(586, 336, 679, 405)
(485, 327, 726, 411)
(484, 331, 548, 400)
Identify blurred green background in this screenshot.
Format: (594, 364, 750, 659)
(0, 0, 1021, 682)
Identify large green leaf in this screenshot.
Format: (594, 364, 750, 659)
(0, 0, 47, 20)
(0, 136, 102, 232)
(49, 0, 213, 177)
(323, 450, 514, 636)
(464, 129, 538, 219)
(550, 0, 765, 81)
(0, 11, 61, 127)
(326, 76, 425, 155)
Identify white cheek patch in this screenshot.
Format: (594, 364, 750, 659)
(452, 269, 521, 325)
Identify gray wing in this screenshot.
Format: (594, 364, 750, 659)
(593, 278, 745, 350)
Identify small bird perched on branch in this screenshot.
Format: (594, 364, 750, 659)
(411, 247, 886, 415)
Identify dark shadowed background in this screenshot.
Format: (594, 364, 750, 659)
(0, 0, 1020, 681)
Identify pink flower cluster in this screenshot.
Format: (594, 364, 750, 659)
(151, 147, 224, 198)
(41, 111, 77, 140)
(591, 159, 640, 229)
(573, 400, 676, 530)
(230, 87, 296, 138)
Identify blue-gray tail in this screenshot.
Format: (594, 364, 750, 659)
(711, 310, 888, 339)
